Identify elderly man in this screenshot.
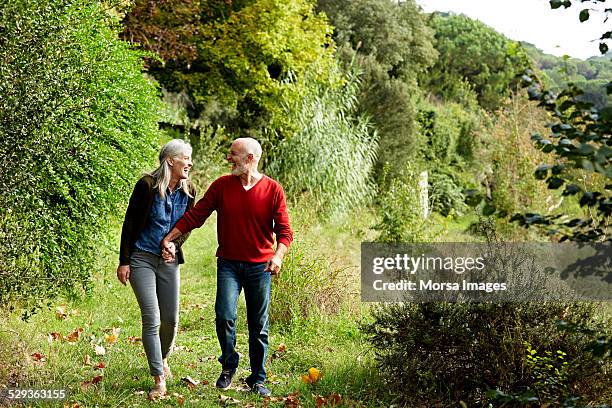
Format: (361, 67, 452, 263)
(161, 137, 293, 397)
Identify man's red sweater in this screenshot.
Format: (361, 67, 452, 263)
(175, 174, 293, 263)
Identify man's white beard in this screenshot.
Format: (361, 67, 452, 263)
(231, 162, 249, 176)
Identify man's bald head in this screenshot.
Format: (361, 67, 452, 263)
(233, 137, 262, 161)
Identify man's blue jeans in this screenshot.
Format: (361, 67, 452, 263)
(215, 257, 271, 384)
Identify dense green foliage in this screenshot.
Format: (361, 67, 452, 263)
(317, 0, 437, 77)
(123, 0, 338, 148)
(0, 0, 160, 312)
(317, 0, 437, 177)
(425, 13, 530, 110)
(363, 301, 610, 406)
(346, 49, 421, 177)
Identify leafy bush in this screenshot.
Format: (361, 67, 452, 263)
(265, 66, 378, 218)
(417, 99, 482, 166)
(0, 0, 160, 314)
(362, 302, 608, 406)
(429, 171, 468, 216)
(374, 163, 438, 243)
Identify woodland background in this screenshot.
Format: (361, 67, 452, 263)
(0, 0, 610, 406)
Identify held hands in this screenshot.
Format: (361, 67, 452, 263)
(265, 254, 282, 276)
(116, 265, 130, 285)
(161, 240, 176, 263)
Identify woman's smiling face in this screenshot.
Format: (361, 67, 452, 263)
(169, 150, 193, 180)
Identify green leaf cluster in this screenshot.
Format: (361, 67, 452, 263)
(511, 71, 611, 241)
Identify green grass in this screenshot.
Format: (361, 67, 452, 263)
(2, 211, 609, 407)
(0, 212, 389, 407)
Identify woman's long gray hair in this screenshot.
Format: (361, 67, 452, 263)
(148, 139, 194, 199)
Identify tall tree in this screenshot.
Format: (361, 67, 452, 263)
(424, 13, 530, 110)
(122, 0, 338, 144)
(317, 0, 437, 78)
(317, 0, 437, 177)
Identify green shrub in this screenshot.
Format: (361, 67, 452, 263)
(417, 99, 483, 166)
(0, 0, 160, 315)
(489, 318, 612, 407)
(374, 163, 437, 243)
(362, 301, 608, 406)
(429, 171, 468, 216)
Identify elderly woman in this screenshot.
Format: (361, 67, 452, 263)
(116, 139, 196, 398)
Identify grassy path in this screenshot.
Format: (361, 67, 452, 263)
(0, 216, 387, 407)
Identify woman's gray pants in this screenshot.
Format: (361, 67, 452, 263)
(129, 249, 180, 376)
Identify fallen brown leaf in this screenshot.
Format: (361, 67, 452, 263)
(315, 395, 327, 408)
(181, 376, 200, 390)
(317, 393, 342, 407)
(56, 305, 68, 320)
(48, 332, 62, 342)
(30, 352, 46, 362)
(94, 361, 106, 370)
(81, 375, 103, 391)
(127, 336, 142, 344)
(284, 391, 302, 407)
(66, 328, 84, 343)
(83, 355, 92, 366)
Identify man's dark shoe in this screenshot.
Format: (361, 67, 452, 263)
(215, 368, 236, 390)
(250, 382, 271, 397)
